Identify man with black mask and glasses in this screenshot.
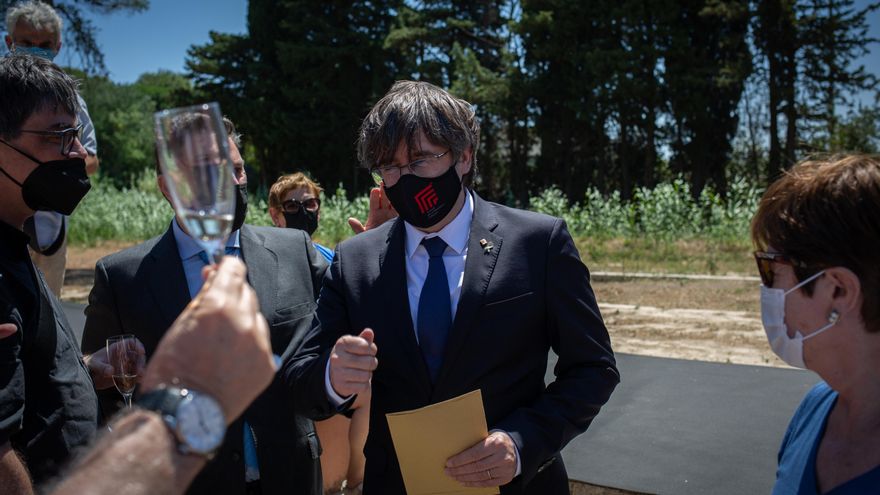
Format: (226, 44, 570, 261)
(5, 0, 101, 298)
(0, 54, 98, 492)
(81, 117, 328, 495)
(283, 81, 619, 494)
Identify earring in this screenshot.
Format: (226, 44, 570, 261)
(828, 310, 840, 324)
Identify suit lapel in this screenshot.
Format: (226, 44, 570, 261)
(434, 194, 501, 393)
(239, 225, 278, 317)
(147, 226, 191, 331)
(378, 219, 433, 391)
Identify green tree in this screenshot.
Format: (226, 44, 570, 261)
(187, 0, 401, 192)
(664, 0, 752, 195)
(798, 0, 879, 148)
(77, 74, 155, 186)
(133, 70, 198, 110)
(754, 0, 799, 175)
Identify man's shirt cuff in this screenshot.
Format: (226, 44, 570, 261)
(490, 429, 522, 477)
(324, 358, 350, 407)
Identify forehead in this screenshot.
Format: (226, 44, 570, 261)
(20, 105, 76, 131)
(389, 131, 444, 163)
(283, 186, 315, 202)
(12, 20, 59, 44)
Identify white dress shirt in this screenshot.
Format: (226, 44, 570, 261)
(171, 218, 241, 298)
(324, 191, 522, 476)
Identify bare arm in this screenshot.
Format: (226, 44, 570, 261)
(0, 442, 33, 495)
(51, 411, 202, 495)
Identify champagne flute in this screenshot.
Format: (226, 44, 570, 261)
(154, 102, 235, 263)
(106, 334, 141, 408)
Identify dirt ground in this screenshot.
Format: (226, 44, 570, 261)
(63, 243, 782, 371)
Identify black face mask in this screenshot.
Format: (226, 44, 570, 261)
(0, 139, 91, 215)
(383, 163, 462, 229)
(282, 208, 318, 236)
(231, 183, 248, 232)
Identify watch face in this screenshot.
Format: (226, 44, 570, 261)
(177, 393, 226, 454)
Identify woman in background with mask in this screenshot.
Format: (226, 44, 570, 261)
(751, 154, 880, 494)
(268, 172, 334, 262)
(268, 172, 368, 494)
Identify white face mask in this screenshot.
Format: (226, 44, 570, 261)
(760, 270, 838, 369)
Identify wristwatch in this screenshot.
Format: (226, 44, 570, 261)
(137, 386, 226, 459)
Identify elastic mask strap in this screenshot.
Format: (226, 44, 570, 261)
(784, 270, 825, 296)
(0, 139, 41, 187)
(0, 163, 24, 187)
(0, 138, 43, 164)
(802, 315, 838, 342)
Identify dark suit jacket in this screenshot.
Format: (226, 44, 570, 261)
(81, 223, 328, 495)
(283, 194, 620, 495)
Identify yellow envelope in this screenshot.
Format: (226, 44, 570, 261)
(386, 389, 499, 495)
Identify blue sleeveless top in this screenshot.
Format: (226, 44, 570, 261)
(773, 382, 880, 494)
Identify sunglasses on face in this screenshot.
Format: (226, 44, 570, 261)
(753, 251, 808, 287)
(281, 197, 320, 214)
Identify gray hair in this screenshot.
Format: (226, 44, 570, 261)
(5, 1, 63, 41)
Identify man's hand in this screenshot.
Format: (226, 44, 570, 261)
(328, 328, 377, 398)
(348, 186, 397, 234)
(445, 431, 518, 488)
(140, 257, 275, 423)
(0, 324, 17, 339)
(84, 338, 146, 390)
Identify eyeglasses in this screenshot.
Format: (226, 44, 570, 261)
(370, 150, 451, 186)
(19, 123, 84, 156)
(753, 251, 808, 287)
(281, 197, 320, 214)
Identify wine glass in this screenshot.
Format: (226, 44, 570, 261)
(106, 334, 142, 408)
(154, 102, 235, 263)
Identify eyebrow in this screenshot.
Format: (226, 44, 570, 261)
(45, 122, 77, 131)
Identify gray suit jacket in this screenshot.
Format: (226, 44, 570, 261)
(82, 223, 328, 495)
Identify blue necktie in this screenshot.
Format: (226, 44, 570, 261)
(197, 246, 259, 479)
(197, 246, 238, 265)
(417, 237, 452, 383)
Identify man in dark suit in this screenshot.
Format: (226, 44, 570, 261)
(283, 81, 619, 494)
(81, 119, 327, 495)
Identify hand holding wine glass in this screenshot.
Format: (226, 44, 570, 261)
(154, 102, 236, 263)
(105, 334, 145, 408)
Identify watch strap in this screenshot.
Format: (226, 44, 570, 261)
(137, 387, 185, 417)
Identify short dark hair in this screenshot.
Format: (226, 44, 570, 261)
(0, 54, 79, 140)
(751, 154, 880, 332)
(156, 115, 240, 176)
(357, 80, 480, 188)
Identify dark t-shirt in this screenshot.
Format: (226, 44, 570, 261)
(0, 220, 98, 484)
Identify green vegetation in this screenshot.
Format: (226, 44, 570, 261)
(68, 177, 757, 275)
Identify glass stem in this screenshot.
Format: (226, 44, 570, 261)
(123, 393, 133, 409)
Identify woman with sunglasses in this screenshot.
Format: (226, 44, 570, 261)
(267, 172, 368, 494)
(268, 172, 333, 262)
(751, 154, 880, 494)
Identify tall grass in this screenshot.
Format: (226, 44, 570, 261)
(69, 174, 761, 274)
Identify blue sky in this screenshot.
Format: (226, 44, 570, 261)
(56, 0, 248, 83)
(7, 0, 880, 94)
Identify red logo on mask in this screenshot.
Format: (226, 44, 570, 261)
(414, 183, 439, 214)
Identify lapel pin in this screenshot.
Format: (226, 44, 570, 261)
(479, 238, 493, 254)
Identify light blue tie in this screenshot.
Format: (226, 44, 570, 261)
(197, 246, 238, 265)
(198, 246, 259, 479)
(417, 237, 452, 383)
